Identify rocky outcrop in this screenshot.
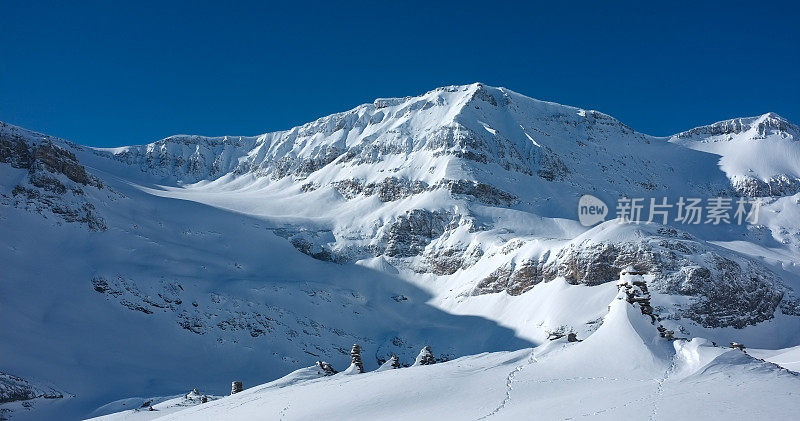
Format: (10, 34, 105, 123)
(270, 146, 344, 180)
(108, 135, 255, 182)
(473, 257, 547, 296)
(332, 177, 428, 202)
(732, 175, 800, 197)
(413, 346, 436, 366)
(1, 128, 107, 230)
(1, 132, 100, 188)
(0, 373, 64, 404)
(545, 237, 789, 328)
(535, 147, 571, 181)
(423, 244, 484, 275)
(378, 210, 452, 258)
(315, 361, 338, 376)
(437, 180, 518, 206)
(474, 227, 794, 329)
(0, 372, 67, 419)
(331, 177, 517, 206)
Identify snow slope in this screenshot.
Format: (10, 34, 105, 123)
(96, 294, 800, 420)
(2, 84, 800, 419)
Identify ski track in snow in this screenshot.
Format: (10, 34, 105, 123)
(649, 356, 677, 421)
(476, 349, 540, 420)
(562, 354, 679, 420)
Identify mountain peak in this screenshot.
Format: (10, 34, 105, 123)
(673, 112, 797, 141)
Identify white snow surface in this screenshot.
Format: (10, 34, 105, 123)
(2, 84, 800, 420)
(97, 298, 800, 420)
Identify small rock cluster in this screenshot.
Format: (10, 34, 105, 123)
(414, 346, 436, 366)
(386, 355, 401, 369)
(546, 329, 580, 342)
(315, 361, 338, 376)
(617, 266, 675, 340)
(311, 344, 436, 378)
(729, 342, 746, 351)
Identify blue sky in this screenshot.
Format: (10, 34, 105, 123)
(1, 0, 798, 147)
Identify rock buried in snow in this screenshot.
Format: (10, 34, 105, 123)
(413, 346, 436, 366)
(315, 361, 338, 376)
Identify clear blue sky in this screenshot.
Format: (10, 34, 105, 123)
(1, 0, 798, 147)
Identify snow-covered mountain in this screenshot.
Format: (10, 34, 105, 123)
(1, 83, 799, 420)
(670, 112, 800, 197)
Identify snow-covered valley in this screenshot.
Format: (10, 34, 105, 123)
(1, 83, 799, 420)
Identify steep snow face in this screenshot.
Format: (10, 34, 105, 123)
(670, 113, 800, 196)
(3, 83, 800, 420)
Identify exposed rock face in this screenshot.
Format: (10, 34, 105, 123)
(330, 178, 516, 206)
(474, 226, 794, 329)
(378, 210, 452, 258)
(1, 127, 107, 230)
(0, 372, 66, 419)
(271, 146, 344, 180)
(0, 131, 35, 168)
(1, 132, 99, 188)
(269, 208, 484, 267)
(332, 177, 428, 202)
(732, 175, 800, 197)
(108, 135, 257, 182)
(31, 142, 96, 186)
(423, 244, 484, 276)
(437, 180, 518, 206)
(0, 372, 64, 404)
(473, 257, 547, 296)
(315, 361, 337, 376)
(413, 346, 436, 366)
(535, 147, 571, 181)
